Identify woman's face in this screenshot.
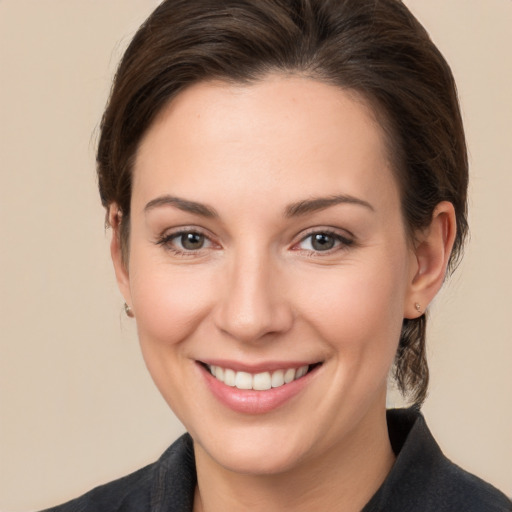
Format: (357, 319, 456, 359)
(117, 76, 418, 474)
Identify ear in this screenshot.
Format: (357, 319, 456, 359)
(404, 201, 457, 319)
(108, 204, 132, 309)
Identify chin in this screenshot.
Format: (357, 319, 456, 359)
(200, 439, 306, 476)
(191, 419, 320, 476)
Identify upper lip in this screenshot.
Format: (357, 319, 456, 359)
(198, 359, 322, 373)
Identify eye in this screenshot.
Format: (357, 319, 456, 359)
(156, 229, 214, 254)
(296, 230, 353, 252)
(177, 232, 207, 250)
(307, 233, 336, 251)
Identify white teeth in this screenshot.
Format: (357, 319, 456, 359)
(253, 372, 272, 391)
(296, 365, 308, 378)
(235, 371, 253, 390)
(271, 369, 285, 388)
(214, 366, 224, 381)
(224, 368, 236, 387)
(284, 368, 296, 383)
(207, 364, 311, 390)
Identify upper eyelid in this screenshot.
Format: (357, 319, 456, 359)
(156, 230, 217, 256)
(295, 226, 355, 242)
(291, 228, 356, 251)
(156, 227, 214, 248)
(158, 225, 213, 239)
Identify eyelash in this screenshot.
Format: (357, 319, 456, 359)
(293, 229, 355, 255)
(155, 228, 355, 256)
(156, 228, 214, 256)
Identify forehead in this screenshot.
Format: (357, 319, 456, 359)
(132, 75, 398, 215)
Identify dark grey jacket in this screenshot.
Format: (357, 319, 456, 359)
(42, 408, 512, 511)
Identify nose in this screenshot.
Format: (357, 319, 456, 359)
(213, 251, 294, 344)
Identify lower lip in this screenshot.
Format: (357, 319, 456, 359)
(199, 364, 319, 414)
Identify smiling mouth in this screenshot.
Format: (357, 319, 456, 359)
(203, 363, 322, 391)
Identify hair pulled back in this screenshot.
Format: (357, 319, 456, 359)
(97, 0, 468, 406)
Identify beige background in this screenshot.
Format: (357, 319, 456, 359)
(1, 1, 511, 510)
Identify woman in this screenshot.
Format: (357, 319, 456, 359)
(38, 0, 510, 510)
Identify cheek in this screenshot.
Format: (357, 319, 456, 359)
(293, 255, 408, 357)
(128, 255, 215, 347)
(126, 256, 217, 420)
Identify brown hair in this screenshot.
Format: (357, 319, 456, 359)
(97, 0, 468, 406)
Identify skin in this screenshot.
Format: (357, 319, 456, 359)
(110, 76, 456, 512)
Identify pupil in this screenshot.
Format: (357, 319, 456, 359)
(312, 233, 334, 251)
(181, 233, 204, 250)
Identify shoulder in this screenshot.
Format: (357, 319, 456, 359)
(40, 463, 155, 512)
(432, 456, 512, 512)
(39, 433, 196, 512)
(364, 408, 512, 512)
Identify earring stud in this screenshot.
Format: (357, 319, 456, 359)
(415, 302, 422, 313)
(124, 302, 135, 318)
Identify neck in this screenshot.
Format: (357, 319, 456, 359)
(193, 403, 394, 512)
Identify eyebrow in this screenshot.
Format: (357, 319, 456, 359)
(284, 195, 375, 217)
(144, 193, 374, 219)
(144, 195, 218, 218)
